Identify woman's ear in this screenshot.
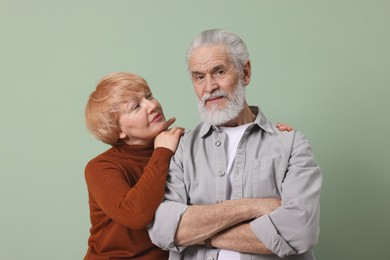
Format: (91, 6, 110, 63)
(119, 131, 127, 140)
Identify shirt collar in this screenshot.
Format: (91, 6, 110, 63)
(199, 106, 274, 138)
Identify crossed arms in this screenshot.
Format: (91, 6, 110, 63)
(175, 198, 279, 254)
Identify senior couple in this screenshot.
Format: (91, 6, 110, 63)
(84, 29, 322, 260)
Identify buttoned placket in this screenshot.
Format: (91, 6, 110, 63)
(213, 129, 227, 203)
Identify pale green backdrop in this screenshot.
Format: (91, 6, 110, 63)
(1, 0, 389, 259)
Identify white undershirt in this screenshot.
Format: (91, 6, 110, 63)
(218, 123, 251, 260)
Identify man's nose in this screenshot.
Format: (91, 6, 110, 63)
(205, 75, 218, 93)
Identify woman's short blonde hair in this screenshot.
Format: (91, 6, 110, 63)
(85, 72, 150, 146)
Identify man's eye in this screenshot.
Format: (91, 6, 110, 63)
(194, 75, 204, 81)
(215, 70, 225, 76)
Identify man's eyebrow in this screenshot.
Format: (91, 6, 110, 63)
(190, 71, 205, 78)
(191, 65, 225, 75)
(210, 65, 225, 73)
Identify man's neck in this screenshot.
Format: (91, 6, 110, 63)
(221, 104, 255, 127)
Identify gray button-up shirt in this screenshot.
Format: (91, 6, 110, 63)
(148, 107, 322, 260)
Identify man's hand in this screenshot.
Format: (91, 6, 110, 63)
(250, 197, 281, 218)
(210, 223, 274, 254)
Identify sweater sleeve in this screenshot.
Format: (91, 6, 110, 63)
(85, 147, 174, 230)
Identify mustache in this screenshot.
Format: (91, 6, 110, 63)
(201, 90, 228, 104)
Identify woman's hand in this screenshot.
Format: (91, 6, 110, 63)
(154, 117, 185, 152)
(276, 122, 294, 132)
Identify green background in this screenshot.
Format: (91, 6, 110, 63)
(1, 1, 389, 259)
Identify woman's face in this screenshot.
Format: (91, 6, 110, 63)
(118, 90, 167, 145)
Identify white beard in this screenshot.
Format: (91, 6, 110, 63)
(197, 82, 246, 126)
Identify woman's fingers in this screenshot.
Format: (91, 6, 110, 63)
(276, 122, 294, 131)
(168, 127, 185, 135)
(165, 117, 176, 129)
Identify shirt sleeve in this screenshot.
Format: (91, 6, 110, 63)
(148, 139, 189, 252)
(250, 131, 322, 257)
(85, 147, 174, 230)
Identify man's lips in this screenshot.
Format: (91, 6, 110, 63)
(205, 96, 224, 104)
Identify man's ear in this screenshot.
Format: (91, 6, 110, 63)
(242, 60, 251, 86)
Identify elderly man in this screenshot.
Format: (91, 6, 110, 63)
(148, 29, 322, 260)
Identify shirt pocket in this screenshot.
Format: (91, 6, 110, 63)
(251, 157, 281, 197)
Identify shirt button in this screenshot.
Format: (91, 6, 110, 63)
(235, 170, 239, 176)
(207, 257, 214, 260)
(215, 140, 221, 147)
(218, 170, 225, 177)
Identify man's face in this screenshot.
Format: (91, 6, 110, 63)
(189, 45, 241, 110)
(189, 45, 248, 125)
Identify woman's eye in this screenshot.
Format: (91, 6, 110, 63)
(132, 104, 140, 110)
(146, 93, 153, 100)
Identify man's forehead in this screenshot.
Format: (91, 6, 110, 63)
(189, 45, 231, 72)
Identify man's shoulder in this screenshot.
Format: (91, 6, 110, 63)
(182, 122, 208, 138)
(268, 126, 315, 157)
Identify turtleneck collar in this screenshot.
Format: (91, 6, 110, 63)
(113, 142, 155, 157)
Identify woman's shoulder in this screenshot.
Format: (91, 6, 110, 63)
(85, 147, 122, 170)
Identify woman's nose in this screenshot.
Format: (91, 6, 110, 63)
(144, 98, 157, 112)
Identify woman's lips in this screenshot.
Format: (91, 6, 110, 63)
(151, 113, 163, 123)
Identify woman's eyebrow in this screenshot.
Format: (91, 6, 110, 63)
(125, 97, 137, 108)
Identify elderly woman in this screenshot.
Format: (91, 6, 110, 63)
(84, 72, 184, 259)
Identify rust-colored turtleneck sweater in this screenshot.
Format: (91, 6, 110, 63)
(84, 143, 173, 260)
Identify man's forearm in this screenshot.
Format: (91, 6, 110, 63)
(174, 198, 280, 246)
(210, 223, 273, 255)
